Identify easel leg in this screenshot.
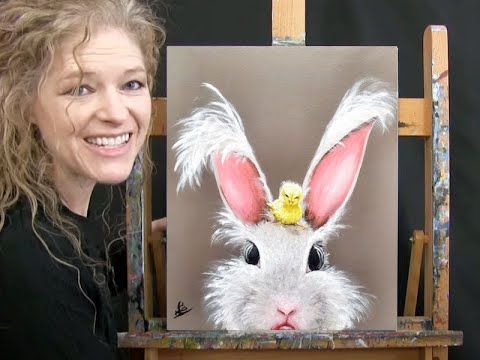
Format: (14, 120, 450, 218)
(145, 348, 159, 360)
(423, 347, 433, 360)
(433, 347, 448, 360)
(404, 230, 427, 316)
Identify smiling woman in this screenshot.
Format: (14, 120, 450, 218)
(0, 0, 164, 359)
(33, 27, 153, 215)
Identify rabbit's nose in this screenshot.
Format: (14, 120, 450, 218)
(277, 305, 297, 317)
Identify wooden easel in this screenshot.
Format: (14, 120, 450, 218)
(119, 1, 462, 359)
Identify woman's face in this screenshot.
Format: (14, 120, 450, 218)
(32, 27, 151, 187)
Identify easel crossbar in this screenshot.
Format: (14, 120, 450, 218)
(150, 98, 430, 137)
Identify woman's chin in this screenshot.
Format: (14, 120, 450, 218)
(94, 168, 134, 185)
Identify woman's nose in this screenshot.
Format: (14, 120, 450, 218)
(96, 89, 129, 123)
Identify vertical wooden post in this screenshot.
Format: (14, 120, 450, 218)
(144, 349, 159, 360)
(143, 143, 153, 319)
(150, 98, 167, 317)
(423, 347, 433, 360)
(126, 154, 148, 332)
(272, 0, 305, 45)
(423, 25, 450, 360)
(126, 102, 166, 334)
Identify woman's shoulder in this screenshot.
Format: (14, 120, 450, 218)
(0, 199, 74, 271)
(0, 200, 36, 247)
(0, 201, 52, 275)
(0, 200, 119, 359)
(1, 199, 83, 251)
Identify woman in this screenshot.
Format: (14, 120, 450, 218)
(0, 0, 164, 358)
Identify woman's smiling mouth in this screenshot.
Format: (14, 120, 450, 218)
(85, 132, 131, 147)
(84, 132, 133, 157)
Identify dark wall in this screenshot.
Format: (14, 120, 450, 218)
(149, 1, 479, 358)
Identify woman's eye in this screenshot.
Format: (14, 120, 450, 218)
(66, 85, 90, 96)
(308, 243, 325, 271)
(123, 80, 144, 91)
(244, 241, 260, 266)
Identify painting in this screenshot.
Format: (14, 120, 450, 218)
(166, 47, 398, 331)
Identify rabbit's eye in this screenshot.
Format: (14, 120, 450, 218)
(308, 243, 325, 271)
(244, 241, 260, 266)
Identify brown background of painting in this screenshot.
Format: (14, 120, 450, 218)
(166, 46, 398, 330)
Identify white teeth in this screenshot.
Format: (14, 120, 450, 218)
(86, 133, 130, 147)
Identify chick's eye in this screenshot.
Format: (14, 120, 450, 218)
(123, 80, 144, 91)
(244, 241, 260, 266)
(308, 243, 325, 271)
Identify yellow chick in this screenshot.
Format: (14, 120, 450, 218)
(268, 181, 303, 225)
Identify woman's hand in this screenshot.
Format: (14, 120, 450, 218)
(151, 217, 167, 235)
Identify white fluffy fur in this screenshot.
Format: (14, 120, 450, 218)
(173, 83, 272, 201)
(204, 223, 373, 330)
(173, 80, 394, 330)
(302, 78, 396, 195)
(302, 78, 396, 240)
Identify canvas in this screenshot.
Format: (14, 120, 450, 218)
(166, 46, 398, 331)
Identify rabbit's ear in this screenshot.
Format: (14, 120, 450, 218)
(173, 83, 272, 224)
(303, 123, 374, 228)
(213, 153, 267, 224)
(302, 79, 396, 229)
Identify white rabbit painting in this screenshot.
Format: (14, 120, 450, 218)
(172, 79, 396, 331)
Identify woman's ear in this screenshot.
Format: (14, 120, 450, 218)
(28, 100, 39, 125)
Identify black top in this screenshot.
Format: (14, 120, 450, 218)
(0, 200, 124, 359)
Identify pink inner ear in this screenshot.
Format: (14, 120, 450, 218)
(214, 154, 266, 224)
(305, 123, 374, 228)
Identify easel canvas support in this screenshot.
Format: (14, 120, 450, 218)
(121, 1, 461, 359)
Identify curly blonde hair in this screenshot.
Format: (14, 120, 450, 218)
(0, 0, 165, 330)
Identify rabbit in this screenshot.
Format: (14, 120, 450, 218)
(173, 79, 396, 331)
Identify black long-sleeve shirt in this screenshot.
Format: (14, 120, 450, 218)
(0, 200, 122, 359)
